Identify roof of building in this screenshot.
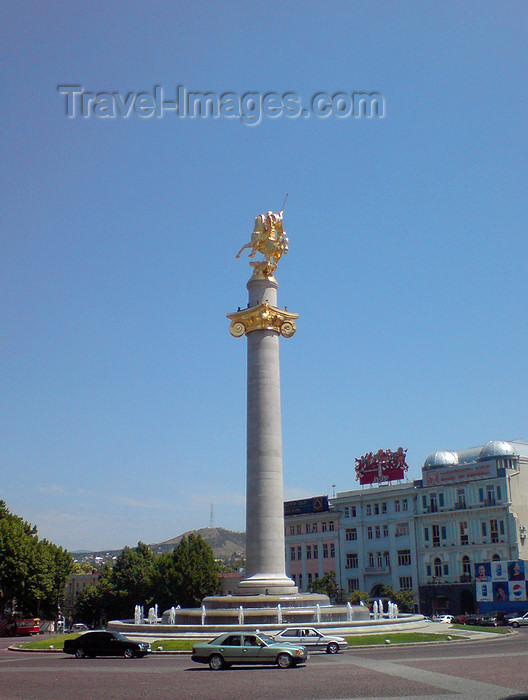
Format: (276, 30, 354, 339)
(423, 440, 528, 469)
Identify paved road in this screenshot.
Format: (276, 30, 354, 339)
(2, 631, 528, 699)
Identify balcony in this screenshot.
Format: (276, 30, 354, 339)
(365, 565, 391, 574)
(481, 498, 496, 507)
(454, 501, 467, 510)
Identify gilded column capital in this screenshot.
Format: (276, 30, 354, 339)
(227, 302, 299, 338)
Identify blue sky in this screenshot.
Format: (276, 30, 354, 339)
(2, 1, 527, 551)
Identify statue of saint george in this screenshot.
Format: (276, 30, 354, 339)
(236, 209, 289, 277)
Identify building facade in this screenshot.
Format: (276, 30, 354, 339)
(284, 440, 528, 615)
(416, 440, 528, 615)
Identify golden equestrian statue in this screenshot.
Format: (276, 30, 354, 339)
(236, 209, 289, 277)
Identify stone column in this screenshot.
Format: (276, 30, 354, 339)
(227, 273, 299, 595)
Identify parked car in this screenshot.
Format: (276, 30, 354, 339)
(273, 627, 347, 654)
(432, 615, 453, 623)
(63, 631, 151, 659)
(508, 612, 528, 628)
(478, 611, 514, 627)
(72, 623, 89, 632)
(191, 631, 308, 669)
(451, 613, 481, 626)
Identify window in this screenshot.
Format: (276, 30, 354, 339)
(305, 524, 311, 534)
(441, 526, 447, 540)
(500, 520, 505, 535)
(351, 505, 356, 517)
(394, 500, 401, 512)
(497, 485, 502, 501)
(430, 493, 437, 512)
(368, 552, 375, 567)
(312, 523, 318, 533)
(367, 526, 373, 539)
(375, 525, 381, 538)
(402, 499, 408, 511)
(344, 506, 350, 518)
(321, 522, 327, 532)
(479, 488, 484, 502)
(289, 526, 294, 535)
(383, 524, 388, 537)
(329, 521, 335, 532)
(307, 573, 312, 585)
(482, 522, 487, 537)
(323, 544, 329, 558)
(377, 551, 383, 567)
(313, 546, 318, 559)
(432, 524, 440, 547)
(399, 576, 413, 589)
(306, 545, 311, 559)
(443, 563, 449, 575)
(426, 564, 431, 576)
(346, 553, 358, 569)
(424, 526, 429, 541)
(297, 546, 302, 560)
(422, 495, 427, 509)
(290, 547, 295, 560)
(456, 488, 466, 508)
(434, 558, 442, 577)
(462, 555, 471, 575)
(348, 578, 359, 592)
(296, 525, 301, 534)
(346, 528, 357, 541)
(366, 504, 372, 516)
(384, 551, 390, 566)
(397, 549, 411, 566)
(490, 519, 499, 543)
(396, 522, 409, 537)
(381, 502, 387, 514)
(374, 503, 379, 515)
(438, 493, 444, 507)
(330, 543, 335, 558)
(459, 521, 468, 546)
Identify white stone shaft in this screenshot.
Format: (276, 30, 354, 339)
(239, 276, 296, 594)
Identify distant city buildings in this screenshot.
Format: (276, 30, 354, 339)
(284, 440, 528, 614)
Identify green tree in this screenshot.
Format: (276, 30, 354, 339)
(155, 534, 219, 610)
(307, 571, 346, 604)
(380, 585, 415, 612)
(0, 501, 73, 618)
(348, 589, 370, 606)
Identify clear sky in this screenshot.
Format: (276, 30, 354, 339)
(2, 1, 527, 551)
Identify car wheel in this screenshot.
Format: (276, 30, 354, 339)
(75, 648, 86, 659)
(124, 648, 134, 659)
(208, 654, 225, 670)
(277, 653, 293, 669)
(326, 642, 339, 654)
(512, 622, 520, 628)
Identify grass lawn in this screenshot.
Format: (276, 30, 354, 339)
(450, 624, 511, 634)
(344, 632, 467, 646)
(19, 632, 467, 651)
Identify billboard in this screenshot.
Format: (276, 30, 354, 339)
(476, 560, 527, 603)
(355, 448, 408, 486)
(284, 496, 329, 517)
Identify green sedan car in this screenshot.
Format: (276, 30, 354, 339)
(191, 632, 308, 670)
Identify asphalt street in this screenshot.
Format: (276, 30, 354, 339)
(1, 630, 528, 700)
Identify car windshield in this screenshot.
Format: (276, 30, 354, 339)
(113, 633, 130, 641)
(256, 633, 274, 645)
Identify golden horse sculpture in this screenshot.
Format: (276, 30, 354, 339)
(236, 210, 289, 277)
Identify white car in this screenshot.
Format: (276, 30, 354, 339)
(508, 612, 528, 627)
(432, 615, 453, 623)
(274, 627, 347, 654)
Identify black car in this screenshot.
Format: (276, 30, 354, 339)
(63, 631, 151, 659)
(479, 611, 513, 627)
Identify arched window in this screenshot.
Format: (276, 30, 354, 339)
(492, 553, 500, 561)
(462, 555, 471, 575)
(434, 558, 442, 578)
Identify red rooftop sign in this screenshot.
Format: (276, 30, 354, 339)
(355, 447, 409, 485)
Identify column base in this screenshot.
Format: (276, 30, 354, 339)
(237, 573, 298, 596)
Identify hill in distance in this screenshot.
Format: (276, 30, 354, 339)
(72, 527, 245, 562)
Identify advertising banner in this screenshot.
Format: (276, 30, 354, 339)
(491, 561, 508, 581)
(509, 581, 527, 603)
(476, 581, 493, 601)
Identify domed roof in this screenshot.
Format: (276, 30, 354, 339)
(423, 450, 459, 468)
(478, 440, 515, 460)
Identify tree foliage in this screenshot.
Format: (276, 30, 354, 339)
(380, 585, 415, 612)
(75, 535, 220, 622)
(307, 571, 346, 604)
(0, 500, 74, 618)
(348, 589, 371, 606)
